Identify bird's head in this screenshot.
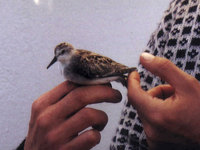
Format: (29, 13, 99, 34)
(47, 42, 75, 69)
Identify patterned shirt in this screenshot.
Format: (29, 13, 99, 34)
(110, 0, 200, 149)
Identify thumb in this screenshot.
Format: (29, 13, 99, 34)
(140, 52, 190, 90)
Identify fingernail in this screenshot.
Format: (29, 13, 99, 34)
(141, 52, 155, 62)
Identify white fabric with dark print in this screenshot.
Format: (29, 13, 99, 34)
(110, 0, 200, 149)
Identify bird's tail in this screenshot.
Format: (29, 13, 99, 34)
(119, 76, 128, 87)
(116, 67, 137, 87)
(118, 74, 134, 88)
(120, 67, 137, 87)
(120, 67, 137, 74)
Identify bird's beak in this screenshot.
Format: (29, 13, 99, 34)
(47, 56, 57, 69)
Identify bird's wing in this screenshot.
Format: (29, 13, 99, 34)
(71, 49, 133, 79)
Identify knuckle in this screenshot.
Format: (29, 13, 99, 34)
(31, 100, 41, 112)
(80, 108, 95, 123)
(36, 115, 49, 129)
(80, 108, 108, 125)
(28, 119, 35, 129)
(86, 130, 101, 145)
(69, 89, 87, 106)
(45, 131, 57, 145)
(31, 100, 43, 120)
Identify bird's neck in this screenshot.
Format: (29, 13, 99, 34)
(59, 50, 76, 66)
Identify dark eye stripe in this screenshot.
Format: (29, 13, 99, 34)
(61, 50, 65, 54)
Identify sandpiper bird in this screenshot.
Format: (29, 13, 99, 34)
(47, 42, 137, 87)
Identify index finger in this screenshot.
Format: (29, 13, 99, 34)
(40, 81, 78, 105)
(140, 53, 192, 91)
(128, 71, 161, 112)
(52, 85, 122, 118)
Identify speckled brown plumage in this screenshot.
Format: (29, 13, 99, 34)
(70, 49, 136, 79)
(47, 42, 137, 86)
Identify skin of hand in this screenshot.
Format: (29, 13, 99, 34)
(24, 82, 122, 150)
(128, 52, 200, 149)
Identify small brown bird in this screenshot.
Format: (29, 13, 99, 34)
(47, 42, 137, 86)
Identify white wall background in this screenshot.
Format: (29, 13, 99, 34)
(0, 0, 170, 149)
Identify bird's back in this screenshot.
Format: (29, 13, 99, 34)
(69, 49, 136, 79)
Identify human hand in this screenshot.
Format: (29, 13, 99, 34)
(24, 81, 122, 150)
(128, 53, 200, 149)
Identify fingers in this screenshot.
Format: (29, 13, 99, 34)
(140, 52, 191, 90)
(147, 84, 175, 99)
(128, 71, 148, 109)
(52, 85, 122, 118)
(27, 82, 118, 150)
(61, 129, 101, 150)
(128, 71, 161, 113)
(45, 108, 107, 145)
(33, 81, 78, 109)
(30, 83, 120, 132)
(43, 81, 78, 105)
(29, 81, 78, 124)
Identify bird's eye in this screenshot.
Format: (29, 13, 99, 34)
(61, 50, 65, 55)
